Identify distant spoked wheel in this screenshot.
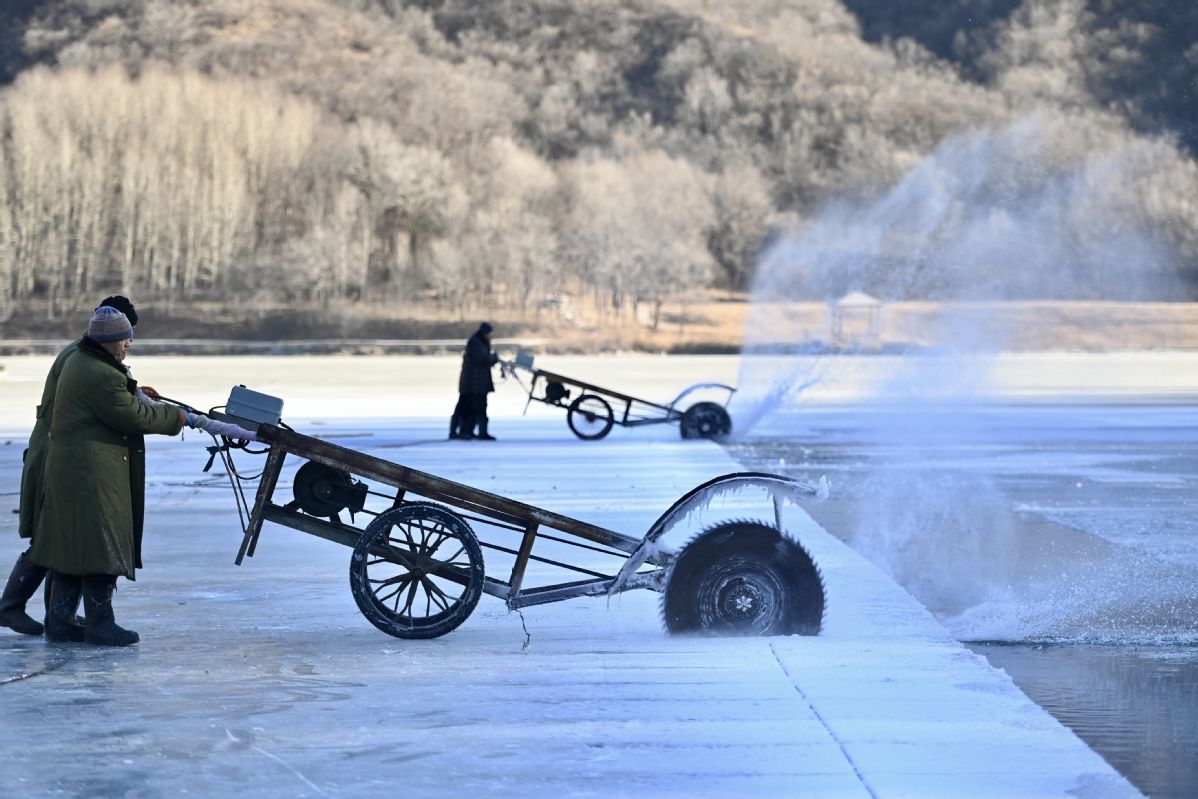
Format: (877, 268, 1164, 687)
(679, 402, 732, 440)
(567, 394, 615, 440)
(662, 520, 825, 636)
(349, 504, 484, 639)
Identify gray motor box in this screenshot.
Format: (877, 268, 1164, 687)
(515, 351, 535, 370)
(226, 385, 284, 427)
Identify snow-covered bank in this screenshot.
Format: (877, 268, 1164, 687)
(1, 354, 1140, 796)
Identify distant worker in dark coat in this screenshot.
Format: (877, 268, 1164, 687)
(449, 322, 499, 441)
(0, 296, 151, 638)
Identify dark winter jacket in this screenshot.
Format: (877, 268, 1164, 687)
(17, 339, 79, 539)
(458, 331, 498, 394)
(29, 337, 184, 579)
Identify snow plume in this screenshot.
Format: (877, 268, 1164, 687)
(849, 453, 1019, 616)
(751, 112, 1182, 305)
(732, 114, 1189, 636)
(734, 113, 1185, 434)
(948, 551, 1198, 645)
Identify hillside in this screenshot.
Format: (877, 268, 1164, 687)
(0, 0, 1196, 343)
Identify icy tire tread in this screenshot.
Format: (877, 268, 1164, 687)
(662, 520, 825, 636)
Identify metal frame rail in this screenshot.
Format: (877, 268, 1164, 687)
(521, 367, 685, 427)
(235, 424, 669, 609)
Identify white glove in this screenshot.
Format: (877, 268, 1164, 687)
(185, 412, 210, 429)
(186, 412, 257, 441)
(199, 418, 258, 442)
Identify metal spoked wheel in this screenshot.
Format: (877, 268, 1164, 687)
(567, 394, 615, 440)
(349, 504, 485, 639)
(679, 402, 732, 440)
(662, 520, 825, 636)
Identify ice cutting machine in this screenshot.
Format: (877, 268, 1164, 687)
(210, 387, 827, 640)
(501, 351, 736, 441)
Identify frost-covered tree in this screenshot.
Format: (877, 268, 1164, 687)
(707, 163, 772, 290)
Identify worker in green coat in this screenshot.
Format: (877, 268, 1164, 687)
(1, 296, 149, 638)
(28, 306, 185, 646)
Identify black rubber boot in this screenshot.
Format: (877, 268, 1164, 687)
(477, 418, 496, 441)
(449, 396, 468, 439)
(44, 572, 85, 643)
(0, 552, 47, 636)
(43, 572, 87, 628)
(82, 575, 139, 647)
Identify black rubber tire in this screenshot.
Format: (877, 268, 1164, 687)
(662, 520, 824, 636)
(679, 402, 732, 440)
(567, 394, 615, 440)
(349, 504, 484, 639)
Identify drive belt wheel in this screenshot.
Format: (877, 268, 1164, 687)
(292, 462, 353, 517)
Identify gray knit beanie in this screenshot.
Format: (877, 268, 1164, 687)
(87, 306, 134, 343)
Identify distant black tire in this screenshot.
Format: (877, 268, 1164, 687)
(349, 504, 484, 639)
(679, 402, 732, 440)
(663, 520, 824, 636)
(567, 394, 615, 440)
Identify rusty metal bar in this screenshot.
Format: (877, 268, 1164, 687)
(262, 504, 479, 590)
(257, 425, 643, 554)
(507, 569, 665, 609)
(262, 504, 361, 549)
(481, 577, 511, 600)
(237, 445, 287, 564)
(620, 398, 633, 425)
(509, 577, 608, 608)
(506, 524, 539, 601)
(478, 539, 611, 580)
(530, 368, 671, 412)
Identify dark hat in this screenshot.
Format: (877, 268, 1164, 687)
(87, 306, 133, 343)
(98, 295, 138, 327)
(479, 322, 494, 334)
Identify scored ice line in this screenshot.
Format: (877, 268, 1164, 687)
(769, 641, 879, 799)
(224, 724, 328, 796)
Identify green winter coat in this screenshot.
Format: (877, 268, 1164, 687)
(28, 339, 184, 579)
(17, 339, 79, 540)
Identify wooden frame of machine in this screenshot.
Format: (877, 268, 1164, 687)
(205, 387, 826, 640)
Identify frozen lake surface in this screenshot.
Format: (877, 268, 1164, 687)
(0, 353, 1155, 797)
(729, 354, 1198, 799)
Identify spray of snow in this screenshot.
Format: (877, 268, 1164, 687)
(948, 552, 1198, 646)
(735, 114, 1184, 435)
(643, 473, 825, 548)
(608, 473, 827, 595)
(734, 115, 1190, 644)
